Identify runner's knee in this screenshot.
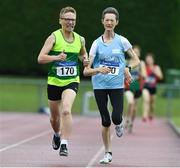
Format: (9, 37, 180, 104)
(102, 119, 111, 127)
(61, 104, 71, 116)
(50, 117, 59, 124)
(62, 109, 71, 116)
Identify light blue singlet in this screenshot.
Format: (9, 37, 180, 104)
(92, 34, 126, 89)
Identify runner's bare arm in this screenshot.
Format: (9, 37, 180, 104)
(140, 60, 147, 78)
(126, 48, 140, 69)
(83, 55, 110, 76)
(37, 34, 66, 64)
(78, 36, 89, 66)
(154, 65, 163, 80)
(124, 48, 140, 84)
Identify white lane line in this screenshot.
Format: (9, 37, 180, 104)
(86, 134, 114, 168)
(0, 129, 52, 152)
(0, 117, 82, 153)
(86, 145, 104, 168)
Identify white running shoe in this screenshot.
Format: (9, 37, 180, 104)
(99, 153, 112, 164)
(115, 122, 124, 137)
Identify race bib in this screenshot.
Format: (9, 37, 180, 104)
(56, 61, 77, 77)
(99, 61, 119, 75)
(145, 76, 156, 84)
(131, 71, 139, 80)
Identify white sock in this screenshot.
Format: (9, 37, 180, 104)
(61, 139, 68, 145)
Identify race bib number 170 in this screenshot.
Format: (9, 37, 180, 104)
(56, 61, 77, 77)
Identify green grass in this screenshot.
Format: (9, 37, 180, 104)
(1, 77, 179, 130)
(136, 88, 180, 117)
(0, 84, 47, 112)
(0, 77, 47, 112)
(75, 82, 180, 118)
(0, 78, 179, 120)
(171, 117, 180, 127)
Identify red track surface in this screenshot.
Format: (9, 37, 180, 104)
(0, 112, 180, 167)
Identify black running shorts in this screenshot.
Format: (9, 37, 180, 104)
(47, 82, 79, 101)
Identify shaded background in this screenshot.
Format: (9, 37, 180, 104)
(0, 0, 179, 78)
(0, 2, 180, 161)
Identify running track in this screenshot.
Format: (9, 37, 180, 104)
(0, 112, 180, 167)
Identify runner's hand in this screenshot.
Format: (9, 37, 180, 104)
(57, 50, 67, 61)
(83, 56, 90, 67)
(124, 67, 133, 85)
(98, 67, 111, 74)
